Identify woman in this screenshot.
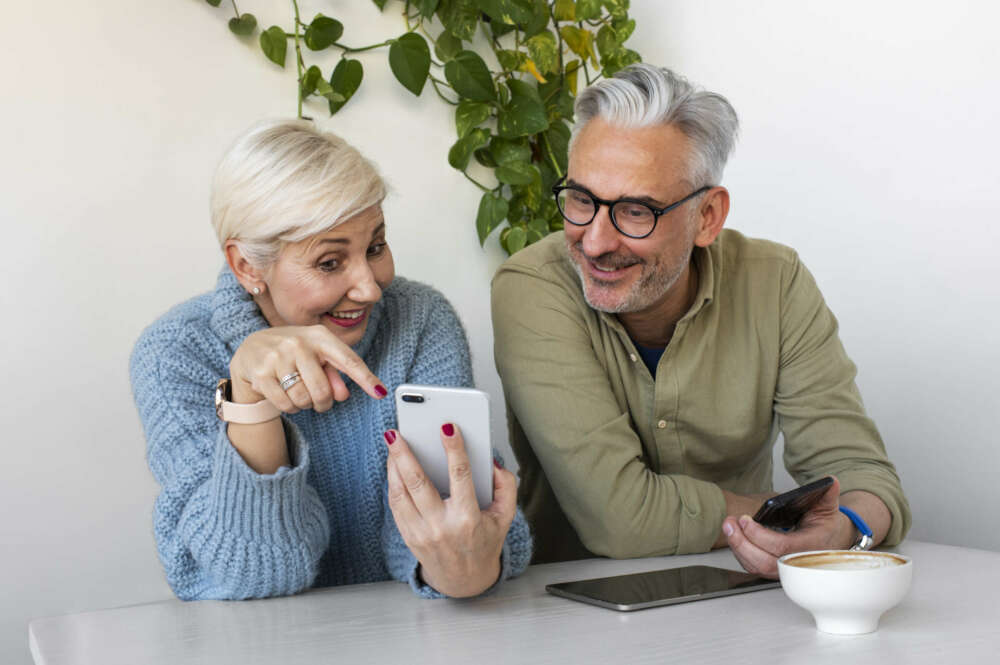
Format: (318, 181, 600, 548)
(130, 119, 531, 600)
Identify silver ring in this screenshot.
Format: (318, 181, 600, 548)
(279, 372, 301, 391)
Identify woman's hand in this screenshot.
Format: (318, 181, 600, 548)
(384, 424, 517, 597)
(229, 324, 387, 412)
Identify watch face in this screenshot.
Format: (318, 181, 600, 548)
(215, 378, 230, 420)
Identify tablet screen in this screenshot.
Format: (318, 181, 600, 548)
(546, 565, 780, 611)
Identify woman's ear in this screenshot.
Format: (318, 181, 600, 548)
(224, 241, 265, 294)
(693, 186, 730, 248)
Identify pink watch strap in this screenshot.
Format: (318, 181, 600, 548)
(220, 398, 281, 424)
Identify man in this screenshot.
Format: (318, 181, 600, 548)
(491, 64, 910, 577)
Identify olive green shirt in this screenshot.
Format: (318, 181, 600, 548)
(492, 229, 910, 563)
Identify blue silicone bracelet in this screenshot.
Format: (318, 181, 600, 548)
(839, 506, 873, 537)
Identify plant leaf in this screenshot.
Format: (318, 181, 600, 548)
(447, 128, 491, 170)
(259, 26, 287, 67)
(476, 192, 509, 245)
(496, 49, 525, 72)
(497, 79, 548, 138)
(444, 50, 496, 101)
(521, 0, 550, 38)
(434, 31, 463, 62)
(553, 0, 575, 21)
(496, 161, 539, 185)
(417, 0, 440, 18)
(228, 14, 257, 36)
(389, 33, 431, 96)
(526, 30, 559, 75)
(372, 0, 388, 10)
(559, 26, 593, 61)
(205, 0, 222, 7)
(507, 226, 527, 253)
(329, 58, 363, 114)
(474, 147, 498, 167)
(455, 101, 492, 138)
(526, 217, 549, 244)
(300, 65, 322, 97)
(304, 15, 344, 51)
(436, 0, 478, 41)
(576, 0, 602, 20)
(474, 0, 534, 25)
(490, 136, 531, 165)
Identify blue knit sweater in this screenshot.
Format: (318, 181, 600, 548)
(130, 268, 532, 600)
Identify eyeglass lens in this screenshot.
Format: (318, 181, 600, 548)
(555, 188, 656, 237)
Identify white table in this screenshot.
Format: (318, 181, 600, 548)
(28, 541, 1000, 664)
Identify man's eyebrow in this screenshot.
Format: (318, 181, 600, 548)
(565, 178, 667, 207)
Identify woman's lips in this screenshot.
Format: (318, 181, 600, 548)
(324, 309, 368, 328)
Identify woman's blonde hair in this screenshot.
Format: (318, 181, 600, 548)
(211, 118, 387, 268)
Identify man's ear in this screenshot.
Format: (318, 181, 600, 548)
(224, 240, 265, 293)
(693, 186, 730, 248)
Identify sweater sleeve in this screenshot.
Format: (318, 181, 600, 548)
(130, 325, 330, 600)
(380, 290, 532, 596)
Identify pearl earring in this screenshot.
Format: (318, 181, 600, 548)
(252, 286, 261, 295)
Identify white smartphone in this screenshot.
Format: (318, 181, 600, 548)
(394, 384, 494, 510)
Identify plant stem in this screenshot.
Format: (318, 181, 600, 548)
(463, 171, 492, 192)
(429, 77, 459, 105)
(333, 40, 393, 54)
(231, 0, 240, 19)
(291, 0, 303, 118)
(540, 131, 563, 178)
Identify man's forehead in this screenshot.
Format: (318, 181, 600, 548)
(567, 119, 692, 198)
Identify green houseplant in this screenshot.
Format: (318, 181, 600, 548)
(203, 0, 641, 254)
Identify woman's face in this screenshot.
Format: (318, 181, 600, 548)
(256, 205, 394, 346)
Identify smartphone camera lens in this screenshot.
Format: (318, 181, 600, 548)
(400, 393, 424, 404)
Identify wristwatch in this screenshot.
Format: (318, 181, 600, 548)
(839, 506, 874, 551)
(214, 378, 280, 424)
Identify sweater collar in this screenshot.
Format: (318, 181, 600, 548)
(209, 265, 385, 364)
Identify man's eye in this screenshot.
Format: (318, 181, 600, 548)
(368, 242, 387, 257)
(570, 192, 592, 205)
(318, 259, 340, 272)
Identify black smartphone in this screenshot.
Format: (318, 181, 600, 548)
(545, 565, 780, 612)
(752, 476, 834, 530)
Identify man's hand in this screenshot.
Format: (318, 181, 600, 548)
(721, 477, 856, 578)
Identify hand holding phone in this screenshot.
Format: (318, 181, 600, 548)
(752, 476, 834, 530)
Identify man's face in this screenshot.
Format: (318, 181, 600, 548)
(564, 118, 702, 315)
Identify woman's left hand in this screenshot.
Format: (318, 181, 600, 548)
(383, 424, 517, 597)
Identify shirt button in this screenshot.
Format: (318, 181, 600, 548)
(629, 353, 638, 362)
(657, 420, 667, 429)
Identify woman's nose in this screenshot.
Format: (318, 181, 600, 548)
(347, 262, 382, 303)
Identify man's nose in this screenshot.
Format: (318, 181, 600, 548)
(580, 204, 621, 257)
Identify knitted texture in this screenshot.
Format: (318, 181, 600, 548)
(130, 267, 532, 600)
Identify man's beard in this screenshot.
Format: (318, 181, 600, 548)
(566, 240, 692, 314)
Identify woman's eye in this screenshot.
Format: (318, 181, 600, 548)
(318, 259, 340, 272)
(367, 242, 387, 258)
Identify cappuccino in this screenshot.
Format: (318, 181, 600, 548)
(784, 551, 906, 571)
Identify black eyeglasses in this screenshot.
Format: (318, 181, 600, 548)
(551, 177, 712, 239)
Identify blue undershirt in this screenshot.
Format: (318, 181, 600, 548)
(633, 340, 666, 378)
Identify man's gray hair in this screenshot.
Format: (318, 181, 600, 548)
(571, 64, 739, 187)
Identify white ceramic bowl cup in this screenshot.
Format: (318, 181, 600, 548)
(777, 550, 913, 635)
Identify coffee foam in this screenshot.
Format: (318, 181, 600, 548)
(784, 552, 906, 570)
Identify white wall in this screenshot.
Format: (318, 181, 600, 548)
(2, 1, 997, 663)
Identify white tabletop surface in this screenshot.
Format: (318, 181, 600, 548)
(28, 540, 1000, 664)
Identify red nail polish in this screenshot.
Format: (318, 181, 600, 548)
(441, 423, 454, 437)
(494, 459, 502, 470)
(383, 430, 396, 444)
(375, 385, 388, 398)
